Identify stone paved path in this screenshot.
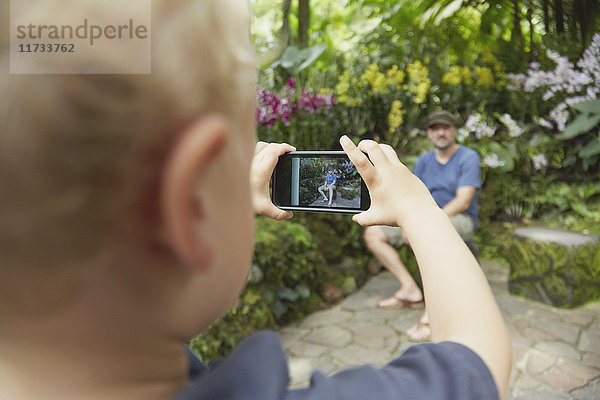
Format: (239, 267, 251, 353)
(277, 259, 600, 399)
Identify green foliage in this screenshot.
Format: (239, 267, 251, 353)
(507, 236, 600, 308)
(558, 99, 600, 172)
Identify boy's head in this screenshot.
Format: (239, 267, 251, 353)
(1, 0, 257, 339)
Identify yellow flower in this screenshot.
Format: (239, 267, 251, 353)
(442, 66, 462, 86)
(361, 64, 388, 94)
(386, 65, 405, 85)
(388, 100, 404, 132)
(474, 66, 494, 86)
(407, 60, 430, 103)
(335, 71, 352, 96)
(461, 66, 473, 85)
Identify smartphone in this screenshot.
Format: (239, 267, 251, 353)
(272, 151, 370, 214)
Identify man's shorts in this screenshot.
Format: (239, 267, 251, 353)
(378, 213, 475, 247)
(319, 184, 336, 191)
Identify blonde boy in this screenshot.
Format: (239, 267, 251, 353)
(1, 1, 510, 399)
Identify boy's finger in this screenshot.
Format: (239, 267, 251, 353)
(340, 136, 376, 183)
(380, 144, 401, 165)
(357, 140, 390, 167)
(254, 141, 269, 155)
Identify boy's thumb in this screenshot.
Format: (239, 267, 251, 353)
(352, 211, 372, 226)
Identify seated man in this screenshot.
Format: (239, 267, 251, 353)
(364, 110, 481, 341)
(318, 168, 337, 206)
(1, 1, 509, 399)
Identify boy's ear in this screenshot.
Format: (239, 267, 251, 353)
(161, 114, 229, 271)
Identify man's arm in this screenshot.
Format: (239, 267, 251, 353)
(341, 136, 511, 400)
(442, 186, 476, 216)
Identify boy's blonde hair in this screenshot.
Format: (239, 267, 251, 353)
(0, 0, 256, 299)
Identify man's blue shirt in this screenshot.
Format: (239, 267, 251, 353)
(413, 145, 481, 228)
(325, 173, 337, 185)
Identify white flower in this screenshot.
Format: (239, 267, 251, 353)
(531, 154, 548, 170)
(457, 128, 470, 142)
(483, 153, 505, 168)
(498, 113, 524, 137)
(549, 103, 569, 131)
(463, 113, 496, 139)
(535, 117, 553, 129)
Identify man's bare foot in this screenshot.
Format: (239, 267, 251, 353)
(407, 312, 431, 342)
(377, 295, 424, 309)
(377, 287, 423, 309)
(321, 198, 328, 202)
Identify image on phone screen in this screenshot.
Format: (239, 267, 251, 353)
(272, 151, 370, 214)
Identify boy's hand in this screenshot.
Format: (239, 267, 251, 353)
(340, 136, 437, 228)
(250, 142, 296, 221)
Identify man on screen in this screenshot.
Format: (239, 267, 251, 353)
(318, 168, 337, 206)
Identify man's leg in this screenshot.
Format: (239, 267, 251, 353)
(449, 213, 475, 241)
(364, 226, 423, 308)
(327, 185, 334, 206)
(318, 185, 328, 202)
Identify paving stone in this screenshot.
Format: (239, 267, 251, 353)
(509, 327, 535, 348)
(535, 319, 581, 344)
(496, 294, 531, 316)
(345, 323, 398, 350)
(578, 331, 600, 354)
(584, 301, 600, 313)
(304, 326, 352, 348)
(523, 327, 559, 342)
(511, 388, 569, 400)
(528, 306, 566, 324)
(588, 318, 600, 334)
(339, 291, 379, 311)
(299, 308, 353, 329)
(583, 352, 600, 369)
(535, 342, 581, 360)
(511, 372, 543, 392)
(513, 317, 531, 330)
(360, 272, 400, 296)
(512, 344, 528, 367)
(571, 376, 600, 400)
(538, 366, 586, 392)
(556, 357, 600, 381)
(388, 309, 424, 332)
(330, 343, 391, 367)
(525, 352, 556, 375)
(278, 327, 310, 350)
(288, 341, 327, 358)
(287, 357, 316, 386)
(352, 308, 405, 324)
(560, 310, 595, 326)
(275, 262, 600, 399)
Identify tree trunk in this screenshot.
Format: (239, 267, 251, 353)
(258, 0, 292, 68)
(542, 0, 550, 33)
(298, 0, 310, 48)
(554, 0, 564, 34)
(513, 0, 525, 57)
(527, 5, 535, 62)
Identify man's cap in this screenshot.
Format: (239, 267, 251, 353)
(425, 110, 460, 128)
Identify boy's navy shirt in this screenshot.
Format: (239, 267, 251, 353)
(413, 145, 481, 229)
(175, 330, 498, 400)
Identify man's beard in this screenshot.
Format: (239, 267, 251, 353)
(433, 141, 452, 150)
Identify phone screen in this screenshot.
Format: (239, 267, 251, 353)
(272, 151, 370, 214)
